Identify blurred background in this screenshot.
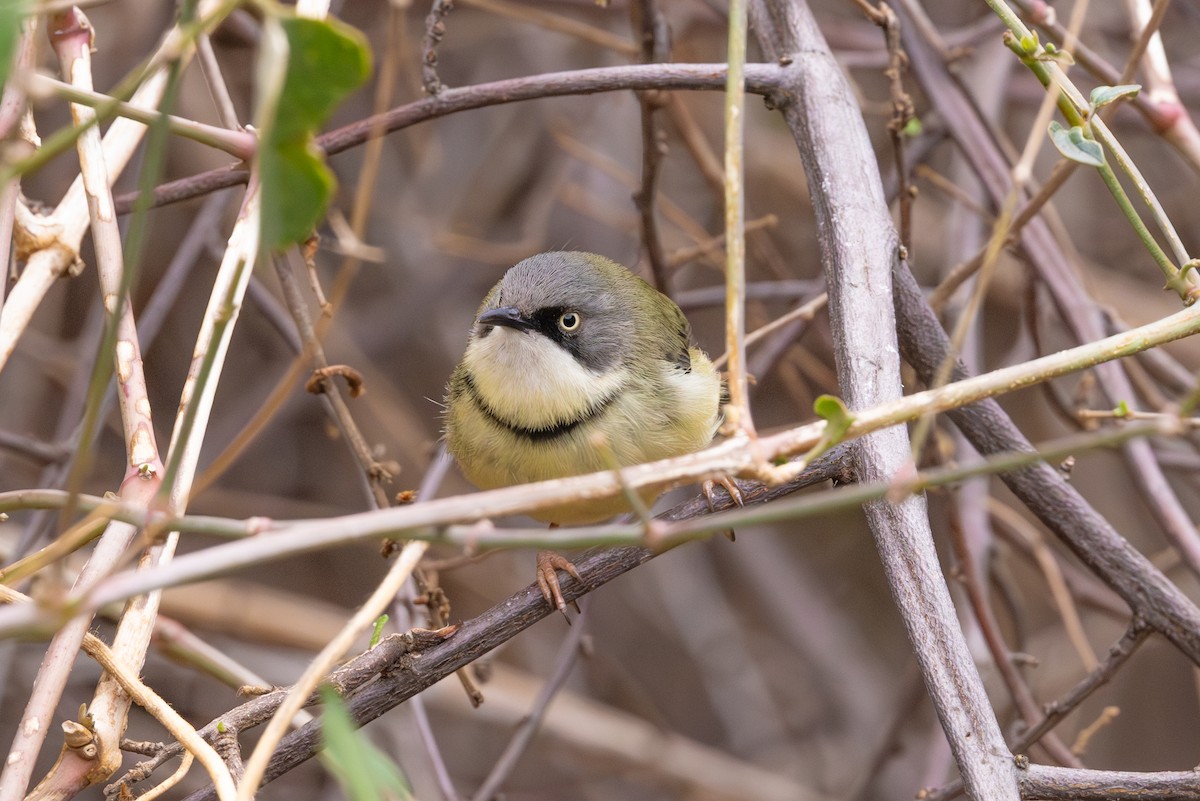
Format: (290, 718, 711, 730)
(3, 0, 1200, 798)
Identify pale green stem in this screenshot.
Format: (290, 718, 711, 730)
(722, 0, 752, 433)
(30, 74, 255, 159)
(987, 0, 1195, 298)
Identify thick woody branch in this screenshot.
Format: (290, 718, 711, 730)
(748, 2, 1019, 798)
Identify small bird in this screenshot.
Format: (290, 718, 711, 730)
(444, 251, 723, 611)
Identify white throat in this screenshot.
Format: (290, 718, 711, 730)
(464, 328, 628, 429)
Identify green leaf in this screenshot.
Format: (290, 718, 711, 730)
(814, 394, 854, 442)
(257, 14, 372, 251)
(320, 686, 411, 801)
(0, 1, 29, 94)
(901, 116, 923, 138)
(1114, 400, 1130, 418)
(1090, 84, 1141, 110)
(1048, 121, 1105, 167)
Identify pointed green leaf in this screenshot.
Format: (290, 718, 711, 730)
(1048, 121, 1105, 167)
(814, 394, 854, 441)
(320, 686, 411, 801)
(257, 14, 372, 251)
(1090, 84, 1141, 110)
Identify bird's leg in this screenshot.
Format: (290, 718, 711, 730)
(702, 476, 744, 541)
(536, 549, 582, 615)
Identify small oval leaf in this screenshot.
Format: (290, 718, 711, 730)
(1048, 121, 1105, 167)
(1090, 84, 1141, 110)
(814, 394, 854, 440)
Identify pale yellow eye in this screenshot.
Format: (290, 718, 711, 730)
(558, 311, 581, 332)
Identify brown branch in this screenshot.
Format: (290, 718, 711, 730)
(891, 256, 1200, 662)
(948, 508, 1080, 767)
(421, 0, 454, 96)
(1017, 764, 1200, 800)
(631, 0, 671, 293)
(135, 448, 853, 800)
(749, 1, 1020, 798)
(113, 63, 788, 215)
(924, 620, 1155, 801)
(896, 4, 1200, 594)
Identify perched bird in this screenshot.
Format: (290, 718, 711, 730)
(444, 251, 723, 610)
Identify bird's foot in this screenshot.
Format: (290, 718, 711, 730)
(536, 549, 583, 618)
(703, 476, 744, 541)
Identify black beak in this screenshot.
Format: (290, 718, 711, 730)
(477, 306, 535, 333)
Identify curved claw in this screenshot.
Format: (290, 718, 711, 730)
(536, 550, 582, 617)
(702, 477, 743, 541)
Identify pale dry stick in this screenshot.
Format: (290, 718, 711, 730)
(55, 15, 173, 796)
(79, 633, 235, 801)
(0, 0, 232, 377)
(1070, 706, 1120, 756)
(0, 17, 39, 299)
(27, 74, 254, 158)
(2, 12, 176, 800)
(1119, 0, 1171, 87)
(0, 294, 1196, 633)
(235, 541, 428, 801)
(0, 585, 237, 801)
(196, 32, 241, 130)
(987, 499, 1098, 671)
(667, 214, 777, 269)
(722, 0, 753, 437)
(712, 291, 826, 369)
(665, 96, 724, 194)
(136, 752, 194, 801)
(927, 158, 1076, 311)
(161, 178, 261, 513)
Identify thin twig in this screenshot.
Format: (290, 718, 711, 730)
(631, 0, 671, 293)
(722, 0, 753, 438)
(421, 0, 454, 96)
(113, 62, 793, 216)
(924, 621, 1153, 801)
(472, 602, 589, 800)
